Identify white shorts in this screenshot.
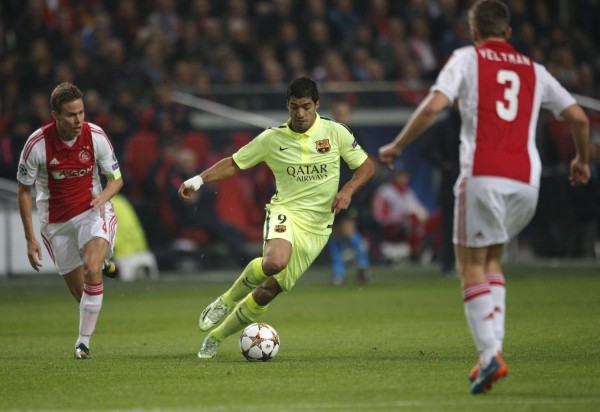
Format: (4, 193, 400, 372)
(453, 176, 538, 248)
(40, 204, 118, 275)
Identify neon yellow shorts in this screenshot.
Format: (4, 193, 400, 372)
(264, 207, 329, 292)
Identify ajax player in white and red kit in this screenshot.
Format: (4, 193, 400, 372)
(379, 0, 590, 394)
(17, 83, 123, 359)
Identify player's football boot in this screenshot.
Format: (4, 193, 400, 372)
(468, 358, 482, 382)
(74, 343, 91, 360)
(468, 352, 508, 382)
(197, 335, 221, 359)
(470, 353, 508, 394)
(199, 296, 229, 331)
(102, 258, 119, 279)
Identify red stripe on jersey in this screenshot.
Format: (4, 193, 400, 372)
(473, 41, 536, 183)
(23, 131, 44, 161)
(90, 124, 113, 150)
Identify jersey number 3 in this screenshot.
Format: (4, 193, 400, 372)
(496, 69, 520, 122)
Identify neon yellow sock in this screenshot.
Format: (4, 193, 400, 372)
(211, 293, 269, 341)
(222, 258, 267, 307)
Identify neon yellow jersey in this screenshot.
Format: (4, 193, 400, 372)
(232, 114, 368, 235)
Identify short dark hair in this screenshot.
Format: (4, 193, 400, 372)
(50, 82, 84, 113)
(286, 77, 319, 102)
(468, 0, 510, 39)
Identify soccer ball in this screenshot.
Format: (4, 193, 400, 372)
(239, 323, 280, 362)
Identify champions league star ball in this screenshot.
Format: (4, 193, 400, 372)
(239, 323, 280, 362)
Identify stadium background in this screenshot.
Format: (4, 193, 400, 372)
(1, 0, 599, 275)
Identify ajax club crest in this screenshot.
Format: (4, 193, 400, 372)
(78, 148, 92, 163)
(315, 139, 331, 154)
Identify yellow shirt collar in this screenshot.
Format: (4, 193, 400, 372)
(285, 113, 321, 138)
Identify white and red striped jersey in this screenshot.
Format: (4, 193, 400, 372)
(432, 40, 576, 187)
(17, 122, 120, 224)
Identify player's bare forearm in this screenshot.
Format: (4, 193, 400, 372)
(379, 91, 449, 166)
(199, 157, 241, 183)
(91, 176, 123, 210)
(17, 182, 42, 270)
(562, 104, 591, 185)
(17, 182, 36, 239)
(179, 157, 241, 201)
(562, 104, 590, 163)
(332, 157, 375, 213)
(345, 156, 376, 195)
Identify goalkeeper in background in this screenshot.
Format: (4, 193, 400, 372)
(178, 77, 375, 358)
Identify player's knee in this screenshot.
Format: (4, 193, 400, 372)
(261, 257, 288, 276)
(82, 259, 103, 281)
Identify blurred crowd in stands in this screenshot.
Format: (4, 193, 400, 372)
(1, 0, 600, 269)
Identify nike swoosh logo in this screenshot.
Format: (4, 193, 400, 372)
(279, 147, 291, 151)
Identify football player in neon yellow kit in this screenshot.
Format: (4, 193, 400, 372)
(178, 77, 375, 358)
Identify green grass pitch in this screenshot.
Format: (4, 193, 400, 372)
(1, 261, 600, 411)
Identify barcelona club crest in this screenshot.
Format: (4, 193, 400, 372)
(274, 224, 287, 233)
(315, 139, 331, 154)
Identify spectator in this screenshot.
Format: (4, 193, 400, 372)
(112, 0, 143, 54)
(53, 61, 75, 86)
(145, 0, 182, 46)
(407, 17, 437, 79)
(327, 0, 362, 40)
(283, 48, 310, 81)
(70, 51, 103, 93)
(312, 48, 352, 84)
(137, 32, 171, 88)
(372, 167, 441, 263)
(0, 55, 21, 114)
(28, 91, 52, 128)
(227, 19, 256, 66)
(197, 17, 226, 68)
(0, 115, 31, 179)
(20, 38, 54, 98)
(14, 0, 52, 54)
(83, 89, 110, 130)
(274, 21, 306, 64)
(174, 20, 203, 61)
(163, 148, 253, 267)
(326, 100, 372, 285)
(151, 84, 191, 134)
(422, 107, 461, 277)
(305, 19, 332, 68)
